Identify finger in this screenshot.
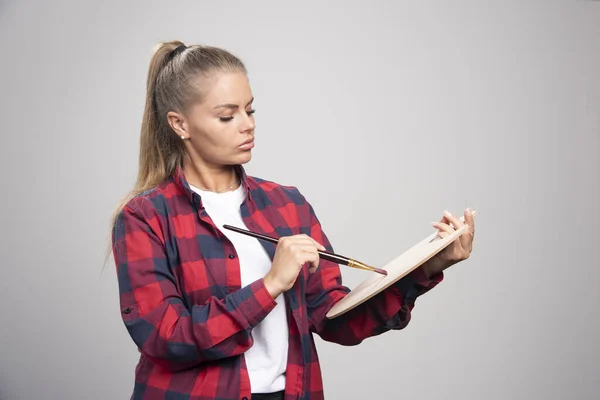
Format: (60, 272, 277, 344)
(284, 241, 316, 256)
(436, 231, 450, 240)
(290, 236, 325, 250)
(437, 231, 465, 261)
(431, 227, 451, 240)
(292, 243, 321, 256)
(464, 208, 475, 235)
(308, 238, 326, 251)
(292, 239, 327, 254)
(296, 234, 326, 251)
(443, 210, 464, 230)
(433, 214, 451, 237)
(432, 220, 465, 252)
(298, 250, 320, 271)
(461, 208, 475, 251)
(431, 221, 454, 234)
(456, 209, 470, 249)
(291, 241, 323, 254)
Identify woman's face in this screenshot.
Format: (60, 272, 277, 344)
(170, 71, 256, 167)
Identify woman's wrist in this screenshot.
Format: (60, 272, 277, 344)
(263, 273, 284, 299)
(422, 258, 444, 278)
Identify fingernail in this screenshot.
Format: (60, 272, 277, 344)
(466, 208, 471, 215)
(444, 210, 452, 217)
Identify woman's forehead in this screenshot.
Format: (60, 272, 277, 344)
(202, 71, 252, 105)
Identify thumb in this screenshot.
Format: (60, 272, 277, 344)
(314, 240, 326, 251)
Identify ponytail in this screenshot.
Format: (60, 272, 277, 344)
(103, 40, 247, 268)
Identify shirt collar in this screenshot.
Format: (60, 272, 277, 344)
(171, 163, 252, 208)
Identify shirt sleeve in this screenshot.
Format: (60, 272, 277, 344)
(301, 198, 443, 345)
(112, 200, 277, 372)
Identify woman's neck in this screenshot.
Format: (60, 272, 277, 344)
(182, 158, 238, 193)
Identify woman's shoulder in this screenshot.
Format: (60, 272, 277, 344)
(119, 182, 172, 220)
(249, 175, 309, 206)
(112, 185, 172, 242)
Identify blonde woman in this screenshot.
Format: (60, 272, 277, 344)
(110, 41, 475, 400)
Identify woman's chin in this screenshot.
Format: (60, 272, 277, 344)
(236, 152, 253, 164)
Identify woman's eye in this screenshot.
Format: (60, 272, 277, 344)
(219, 109, 255, 122)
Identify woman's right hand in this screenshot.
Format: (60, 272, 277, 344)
(264, 234, 326, 299)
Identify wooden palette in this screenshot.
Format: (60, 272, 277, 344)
(325, 211, 476, 319)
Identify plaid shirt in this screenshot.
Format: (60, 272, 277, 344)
(112, 164, 443, 400)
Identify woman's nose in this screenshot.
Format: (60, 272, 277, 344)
(240, 113, 255, 133)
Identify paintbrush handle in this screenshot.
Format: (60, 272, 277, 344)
(222, 224, 387, 275)
(222, 224, 351, 266)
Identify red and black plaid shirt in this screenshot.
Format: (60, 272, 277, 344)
(112, 164, 443, 400)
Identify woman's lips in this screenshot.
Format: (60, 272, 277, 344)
(238, 139, 254, 150)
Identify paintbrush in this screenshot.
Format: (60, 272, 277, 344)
(222, 224, 388, 276)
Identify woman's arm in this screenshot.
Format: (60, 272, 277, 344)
(300, 198, 443, 345)
(112, 201, 277, 372)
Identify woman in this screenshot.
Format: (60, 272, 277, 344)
(110, 40, 475, 400)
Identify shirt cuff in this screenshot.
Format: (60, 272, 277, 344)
(392, 266, 444, 300)
(235, 278, 278, 327)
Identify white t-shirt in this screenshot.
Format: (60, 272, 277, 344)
(190, 182, 288, 393)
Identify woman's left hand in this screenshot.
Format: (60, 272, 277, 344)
(422, 208, 475, 278)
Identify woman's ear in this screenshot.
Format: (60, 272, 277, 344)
(167, 111, 189, 139)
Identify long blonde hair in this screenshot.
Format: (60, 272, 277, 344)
(104, 40, 247, 266)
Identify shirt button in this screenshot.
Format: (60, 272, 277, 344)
(123, 308, 132, 314)
(228, 254, 235, 259)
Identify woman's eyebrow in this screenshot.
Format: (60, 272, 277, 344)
(213, 97, 254, 110)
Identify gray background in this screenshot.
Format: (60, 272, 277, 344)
(1, 1, 598, 399)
